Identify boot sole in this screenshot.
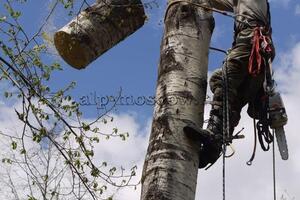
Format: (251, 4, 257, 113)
(183, 126, 222, 169)
(183, 126, 215, 145)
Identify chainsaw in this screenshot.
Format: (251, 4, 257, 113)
(265, 59, 289, 160)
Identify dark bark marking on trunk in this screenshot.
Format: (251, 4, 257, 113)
(147, 142, 189, 155)
(150, 147, 193, 163)
(186, 77, 208, 90)
(158, 48, 184, 79)
(145, 166, 178, 178)
(151, 151, 184, 162)
(143, 166, 171, 200)
(142, 165, 194, 200)
(143, 183, 173, 200)
(171, 90, 196, 101)
(165, 3, 215, 35)
(154, 115, 172, 136)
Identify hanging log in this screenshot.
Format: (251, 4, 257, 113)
(54, 0, 146, 69)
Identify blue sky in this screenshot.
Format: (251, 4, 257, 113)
(46, 0, 300, 122)
(1, 0, 300, 199)
(9, 0, 298, 122)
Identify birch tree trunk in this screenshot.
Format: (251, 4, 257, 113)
(141, 1, 214, 199)
(54, 0, 146, 69)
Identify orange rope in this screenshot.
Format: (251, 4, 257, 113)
(248, 27, 273, 76)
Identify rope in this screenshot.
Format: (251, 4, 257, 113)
(247, 116, 258, 165)
(221, 55, 230, 200)
(209, 47, 228, 55)
(272, 129, 277, 200)
(222, 145, 226, 200)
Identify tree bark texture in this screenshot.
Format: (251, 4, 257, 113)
(141, 1, 214, 200)
(54, 0, 146, 69)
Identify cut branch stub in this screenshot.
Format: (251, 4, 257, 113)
(54, 0, 146, 69)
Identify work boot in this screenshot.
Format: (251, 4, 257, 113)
(183, 109, 223, 169)
(199, 110, 223, 168)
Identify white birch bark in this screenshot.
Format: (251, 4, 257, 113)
(141, 0, 214, 199)
(54, 0, 146, 69)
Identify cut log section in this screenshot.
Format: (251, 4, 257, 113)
(54, 0, 146, 69)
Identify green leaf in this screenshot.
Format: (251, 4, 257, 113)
(12, 11, 21, 19)
(27, 196, 37, 200)
(109, 167, 116, 175)
(92, 137, 99, 143)
(102, 162, 107, 167)
(11, 141, 17, 150)
(82, 123, 90, 131)
(2, 158, 12, 164)
(43, 175, 48, 181)
(40, 127, 47, 137)
(0, 16, 7, 22)
(4, 91, 12, 98)
(20, 149, 26, 154)
(91, 167, 100, 177)
(92, 127, 99, 133)
(113, 128, 118, 133)
(41, 32, 53, 43)
(93, 182, 98, 189)
(84, 150, 94, 157)
(120, 134, 126, 141)
(51, 62, 62, 70)
(75, 159, 81, 169)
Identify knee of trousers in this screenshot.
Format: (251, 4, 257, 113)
(209, 69, 223, 94)
(230, 110, 241, 128)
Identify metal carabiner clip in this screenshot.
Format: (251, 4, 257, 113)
(225, 143, 235, 158)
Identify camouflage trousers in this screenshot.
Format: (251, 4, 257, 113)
(209, 28, 271, 128)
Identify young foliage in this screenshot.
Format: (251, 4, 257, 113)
(0, 0, 141, 199)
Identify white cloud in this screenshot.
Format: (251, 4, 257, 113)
(90, 113, 151, 199)
(1, 42, 300, 200)
(0, 99, 151, 199)
(195, 42, 300, 200)
(295, 4, 300, 16)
